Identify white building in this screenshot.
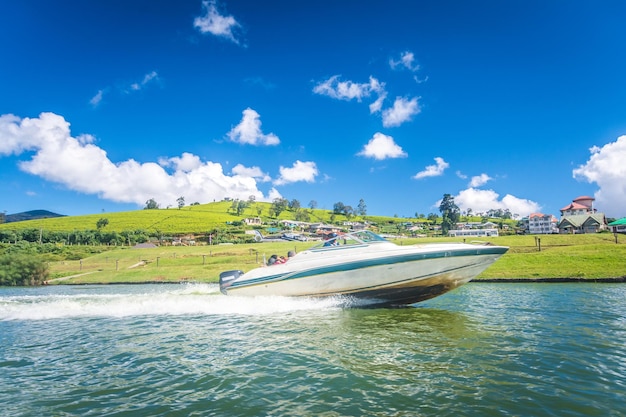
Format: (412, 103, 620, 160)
(527, 213, 558, 234)
(448, 228, 499, 237)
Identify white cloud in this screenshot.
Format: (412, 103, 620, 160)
(389, 51, 428, 83)
(0, 112, 269, 207)
(456, 170, 468, 180)
(267, 187, 283, 200)
(274, 160, 318, 186)
(357, 132, 407, 160)
(313, 75, 422, 127)
(313, 75, 385, 103)
(90, 90, 105, 107)
(413, 157, 449, 179)
(573, 135, 626, 217)
(129, 71, 159, 92)
(227, 108, 280, 146)
(382, 96, 421, 127)
(231, 163, 271, 182)
(193, 0, 242, 45)
(453, 188, 540, 218)
(91, 71, 158, 108)
(160, 152, 202, 172)
(469, 173, 492, 188)
(389, 51, 419, 72)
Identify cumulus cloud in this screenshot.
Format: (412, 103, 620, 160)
(267, 187, 283, 200)
(389, 51, 420, 72)
(314, 75, 421, 127)
(357, 132, 407, 160)
(227, 108, 280, 146)
(0, 112, 268, 207)
(413, 157, 449, 179)
(313, 75, 385, 103)
(274, 160, 318, 186)
(194, 0, 242, 45)
(453, 188, 540, 218)
(231, 163, 271, 182)
(382, 96, 421, 127)
(389, 51, 428, 83)
(469, 173, 492, 188)
(159, 152, 202, 172)
(573, 135, 626, 217)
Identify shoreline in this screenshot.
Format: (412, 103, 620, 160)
(475, 276, 626, 283)
(42, 276, 626, 286)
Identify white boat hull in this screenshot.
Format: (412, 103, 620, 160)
(220, 238, 507, 307)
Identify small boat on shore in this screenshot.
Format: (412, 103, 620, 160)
(219, 230, 508, 307)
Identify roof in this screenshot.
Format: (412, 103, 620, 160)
(558, 213, 606, 228)
(573, 196, 595, 202)
(608, 217, 626, 226)
(560, 202, 589, 211)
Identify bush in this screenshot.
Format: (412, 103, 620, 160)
(0, 253, 49, 286)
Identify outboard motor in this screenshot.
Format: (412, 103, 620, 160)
(219, 270, 244, 295)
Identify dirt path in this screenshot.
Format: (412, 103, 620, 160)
(46, 271, 97, 283)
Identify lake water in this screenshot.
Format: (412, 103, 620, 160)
(1, 283, 625, 417)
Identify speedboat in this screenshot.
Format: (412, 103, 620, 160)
(219, 230, 508, 307)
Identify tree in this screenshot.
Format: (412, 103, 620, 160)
(144, 198, 159, 210)
(177, 196, 185, 209)
(308, 200, 318, 210)
(295, 209, 311, 222)
(271, 198, 288, 217)
(229, 199, 239, 213)
(439, 194, 460, 235)
(236, 200, 248, 216)
(357, 199, 367, 216)
(288, 199, 301, 211)
(333, 202, 346, 215)
(96, 218, 109, 230)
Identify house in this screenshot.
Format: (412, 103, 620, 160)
(558, 213, 607, 234)
(521, 213, 558, 234)
(243, 217, 262, 226)
(560, 196, 595, 216)
(608, 218, 626, 234)
(448, 228, 499, 237)
(558, 196, 607, 234)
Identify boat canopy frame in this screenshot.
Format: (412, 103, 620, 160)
(311, 230, 389, 249)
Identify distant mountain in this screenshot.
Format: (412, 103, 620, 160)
(4, 210, 66, 223)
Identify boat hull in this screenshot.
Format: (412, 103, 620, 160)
(221, 245, 506, 307)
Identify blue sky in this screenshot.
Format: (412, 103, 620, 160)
(2, 1, 626, 219)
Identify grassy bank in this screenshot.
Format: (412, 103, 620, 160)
(44, 233, 626, 285)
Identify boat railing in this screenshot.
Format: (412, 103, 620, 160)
(311, 230, 388, 249)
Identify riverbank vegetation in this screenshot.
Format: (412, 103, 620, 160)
(21, 233, 624, 285)
(2, 200, 624, 286)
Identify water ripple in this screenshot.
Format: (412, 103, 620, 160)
(0, 283, 625, 416)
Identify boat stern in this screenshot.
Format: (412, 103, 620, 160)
(219, 270, 244, 295)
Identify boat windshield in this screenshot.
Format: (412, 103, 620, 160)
(312, 230, 388, 249)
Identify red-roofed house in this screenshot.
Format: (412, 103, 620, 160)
(560, 196, 595, 216)
(527, 213, 558, 234)
(558, 196, 607, 234)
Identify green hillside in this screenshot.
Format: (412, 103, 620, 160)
(0, 201, 422, 235)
